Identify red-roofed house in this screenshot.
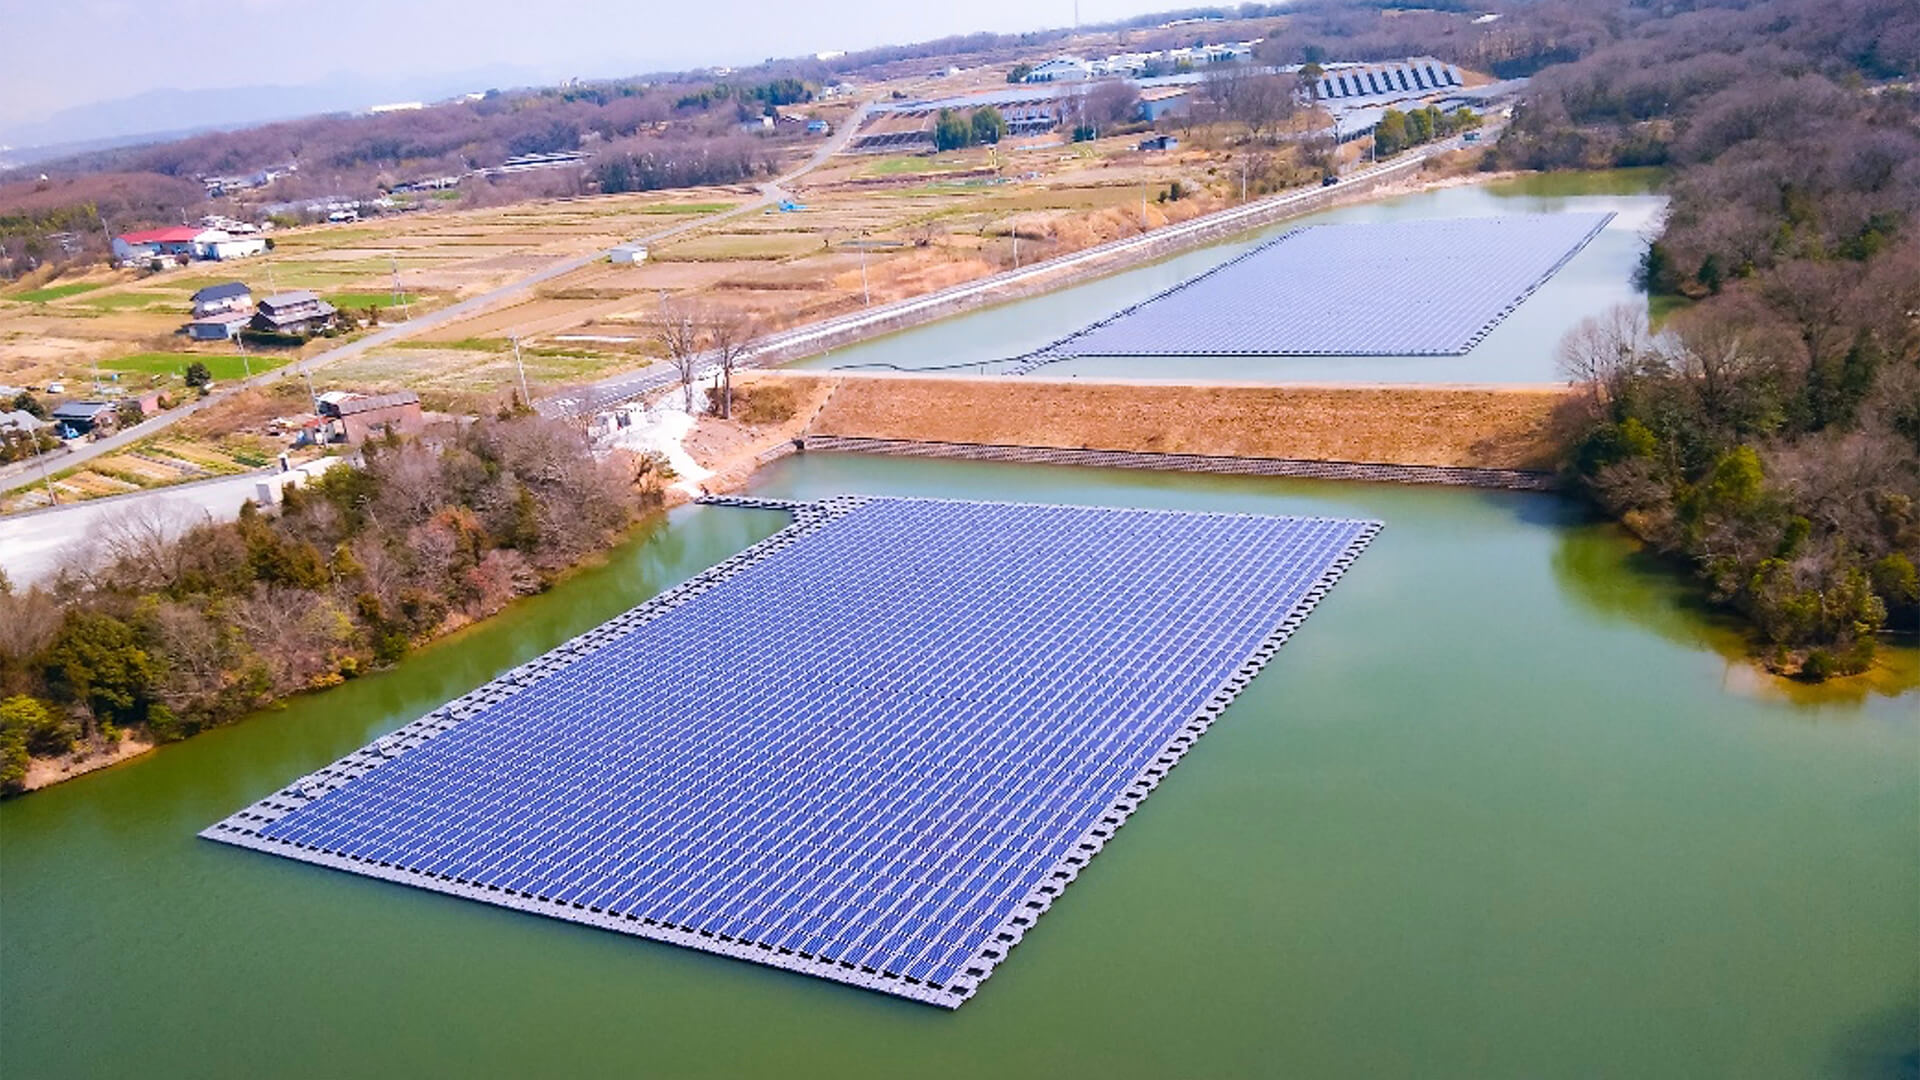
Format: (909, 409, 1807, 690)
(112, 226, 203, 263)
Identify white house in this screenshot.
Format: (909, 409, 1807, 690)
(610, 243, 649, 265)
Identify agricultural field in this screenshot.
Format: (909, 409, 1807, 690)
(411, 131, 1301, 356)
(12, 282, 101, 303)
(101, 351, 287, 384)
(0, 119, 1330, 409)
(0, 185, 750, 391)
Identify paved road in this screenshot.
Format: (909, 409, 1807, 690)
(0, 104, 874, 490)
(1, 470, 265, 585)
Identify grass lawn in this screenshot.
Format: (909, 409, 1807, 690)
(859, 154, 975, 178)
(100, 352, 286, 381)
(325, 291, 420, 309)
(634, 202, 736, 215)
(76, 291, 180, 311)
(11, 282, 104, 302)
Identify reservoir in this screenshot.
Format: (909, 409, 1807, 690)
(789, 170, 1667, 383)
(2, 450, 1913, 1078)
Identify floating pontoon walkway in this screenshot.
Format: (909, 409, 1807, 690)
(1012, 212, 1614, 372)
(202, 496, 1379, 1007)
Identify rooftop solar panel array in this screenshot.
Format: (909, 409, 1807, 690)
(203, 496, 1379, 1007)
(1013, 213, 1614, 370)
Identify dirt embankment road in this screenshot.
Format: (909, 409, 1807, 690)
(759, 371, 1574, 471)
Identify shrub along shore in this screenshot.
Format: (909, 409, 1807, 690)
(0, 408, 666, 793)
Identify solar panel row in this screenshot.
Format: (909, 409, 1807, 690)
(203, 496, 1380, 1007)
(1013, 212, 1615, 369)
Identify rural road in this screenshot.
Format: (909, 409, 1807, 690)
(1, 469, 270, 585)
(0, 103, 875, 490)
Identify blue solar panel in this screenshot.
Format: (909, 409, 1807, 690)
(203, 496, 1379, 1007)
(1017, 213, 1614, 367)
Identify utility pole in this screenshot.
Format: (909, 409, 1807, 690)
(511, 334, 532, 408)
(301, 365, 320, 417)
(859, 233, 870, 307)
(30, 421, 58, 506)
(391, 255, 410, 321)
(235, 333, 252, 379)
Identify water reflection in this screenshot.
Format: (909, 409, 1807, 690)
(1550, 514, 1920, 708)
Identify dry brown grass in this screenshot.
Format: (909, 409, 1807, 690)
(773, 371, 1571, 470)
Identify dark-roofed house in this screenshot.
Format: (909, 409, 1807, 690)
(187, 310, 254, 341)
(191, 281, 252, 317)
(252, 291, 338, 336)
(50, 400, 118, 437)
(333, 391, 424, 444)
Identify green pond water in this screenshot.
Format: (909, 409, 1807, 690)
(2, 451, 1914, 1078)
(787, 170, 1667, 383)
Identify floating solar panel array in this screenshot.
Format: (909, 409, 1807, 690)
(203, 496, 1379, 1007)
(1012, 213, 1614, 371)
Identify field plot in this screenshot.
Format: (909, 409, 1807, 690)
(204, 496, 1378, 1007)
(1025, 213, 1615, 362)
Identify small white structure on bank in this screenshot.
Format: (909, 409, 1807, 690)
(610, 243, 649, 265)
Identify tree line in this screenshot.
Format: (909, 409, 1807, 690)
(1506, 0, 1920, 679)
(933, 107, 1008, 151)
(1372, 105, 1480, 157)
(0, 412, 661, 792)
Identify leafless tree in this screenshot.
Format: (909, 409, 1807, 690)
(654, 298, 704, 411)
(1556, 303, 1655, 408)
(704, 309, 758, 421)
(90, 500, 205, 591)
(0, 587, 63, 674)
(1084, 80, 1142, 129)
(1205, 68, 1297, 144)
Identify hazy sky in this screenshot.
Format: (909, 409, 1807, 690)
(0, 0, 1179, 131)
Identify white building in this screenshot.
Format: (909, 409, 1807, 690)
(1024, 57, 1094, 83)
(195, 233, 268, 260)
(610, 243, 648, 265)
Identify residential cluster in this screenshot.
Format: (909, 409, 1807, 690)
(184, 281, 338, 341)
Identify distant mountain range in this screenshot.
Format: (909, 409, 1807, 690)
(0, 64, 632, 168)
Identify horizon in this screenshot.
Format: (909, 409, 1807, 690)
(0, 0, 1186, 147)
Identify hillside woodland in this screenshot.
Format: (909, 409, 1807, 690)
(1485, 0, 1920, 677)
(2, 1, 1616, 275)
(0, 412, 662, 791)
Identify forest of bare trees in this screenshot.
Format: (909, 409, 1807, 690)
(0, 412, 663, 790)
